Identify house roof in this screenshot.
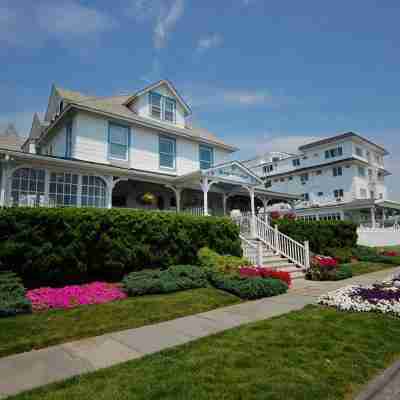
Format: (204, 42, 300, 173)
(0, 124, 25, 150)
(299, 132, 389, 155)
(122, 79, 192, 115)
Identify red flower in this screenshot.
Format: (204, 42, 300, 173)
(239, 266, 291, 287)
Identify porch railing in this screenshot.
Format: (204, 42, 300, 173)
(239, 235, 259, 265)
(234, 214, 310, 269)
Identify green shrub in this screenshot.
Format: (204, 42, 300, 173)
(0, 208, 241, 287)
(197, 247, 248, 274)
(0, 271, 31, 317)
(122, 265, 208, 296)
(335, 265, 353, 280)
(275, 220, 358, 254)
(324, 247, 353, 264)
(358, 254, 400, 266)
(209, 272, 288, 299)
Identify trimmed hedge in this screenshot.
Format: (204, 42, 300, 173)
(0, 271, 31, 317)
(276, 220, 358, 254)
(0, 208, 241, 287)
(197, 247, 248, 274)
(122, 265, 208, 296)
(209, 272, 288, 300)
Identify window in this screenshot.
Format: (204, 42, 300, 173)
(355, 147, 363, 157)
(325, 146, 343, 159)
(292, 159, 300, 167)
(150, 92, 162, 119)
(360, 189, 367, 198)
(302, 193, 310, 201)
(288, 176, 293, 181)
(159, 135, 176, 169)
(333, 166, 343, 177)
(199, 144, 214, 170)
(81, 176, 107, 207)
(280, 178, 285, 182)
(164, 97, 176, 123)
(263, 164, 273, 173)
(108, 123, 129, 160)
(300, 173, 309, 184)
(10, 168, 46, 207)
(272, 157, 280, 162)
(334, 189, 344, 198)
(49, 172, 78, 206)
(65, 121, 72, 158)
(320, 213, 341, 221)
(316, 170, 322, 176)
(379, 193, 384, 199)
(358, 166, 366, 177)
(265, 180, 272, 188)
(318, 192, 324, 197)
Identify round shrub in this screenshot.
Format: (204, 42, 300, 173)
(209, 272, 288, 300)
(335, 265, 353, 280)
(0, 271, 32, 317)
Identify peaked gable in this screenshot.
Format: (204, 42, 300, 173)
(123, 80, 191, 116)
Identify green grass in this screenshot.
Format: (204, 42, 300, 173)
(0, 288, 240, 358)
(345, 262, 397, 277)
(381, 245, 400, 252)
(10, 305, 400, 400)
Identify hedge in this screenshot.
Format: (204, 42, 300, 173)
(0, 208, 241, 287)
(275, 220, 358, 254)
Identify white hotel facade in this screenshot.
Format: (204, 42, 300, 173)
(244, 133, 400, 227)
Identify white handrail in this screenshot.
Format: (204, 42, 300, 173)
(239, 234, 258, 265)
(234, 214, 310, 269)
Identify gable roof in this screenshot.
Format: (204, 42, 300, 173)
(122, 80, 192, 115)
(0, 123, 25, 150)
(299, 132, 389, 155)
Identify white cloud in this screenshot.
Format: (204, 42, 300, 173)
(36, 2, 116, 38)
(0, 1, 115, 48)
(127, 0, 184, 49)
(196, 33, 223, 52)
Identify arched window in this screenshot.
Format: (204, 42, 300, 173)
(81, 176, 107, 207)
(11, 168, 46, 207)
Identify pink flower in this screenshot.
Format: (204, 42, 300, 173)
(26, 282, 127, 312)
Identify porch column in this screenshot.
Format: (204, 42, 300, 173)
(242, 185, 256, 237)
(222, 193, 227, 216)
(165, 185, 182, 212)
(200, 177, 217, 216)
(370, 206, 376, 229)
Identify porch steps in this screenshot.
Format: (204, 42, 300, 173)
(241, 237, 306, 280)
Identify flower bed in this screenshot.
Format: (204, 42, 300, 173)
(26, 282, 127, 312)
(318, 279, 400, 316)
(306, 255, 339, 281)
(239, 267, 291, 287)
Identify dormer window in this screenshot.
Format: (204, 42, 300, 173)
(149, 92, 176, 123)
(150, 92, 162, 119)
(164, 97, 176, 123)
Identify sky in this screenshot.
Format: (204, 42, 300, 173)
(1, 0, 400, 198)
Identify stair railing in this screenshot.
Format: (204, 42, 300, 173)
(239, 235, 260, 265)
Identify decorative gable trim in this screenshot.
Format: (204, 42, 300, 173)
(123, 80, 191, 116)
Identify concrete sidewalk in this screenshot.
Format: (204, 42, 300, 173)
(0, 268, 398, 399)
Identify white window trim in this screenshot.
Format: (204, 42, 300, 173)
(159, 135, 177, 170)
(108, 122, 130, 162)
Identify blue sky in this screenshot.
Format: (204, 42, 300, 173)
(1, 0, 400, 198)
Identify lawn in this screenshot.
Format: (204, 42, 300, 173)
(345, 261, 397, 277)
(0, 288, 240, 358)
(10, 305, 400, 400)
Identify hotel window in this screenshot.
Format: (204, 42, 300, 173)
(334, 189, 344, 198)
(292, 158, 300, 167)
(65, 121, 72, 158)
(10, 168, 46, 207)
(358, 166, 366, 177)
(150, 92, 162, 119)
(300, 173, 309, 184)
(325, 146, 343, 159)
(159, 135, 176, 169)
(49, 172, 79, 207)
(333, 166, 343, 177)
(81, 176, 107, 208)
(199, 144, 214, 170)
(355, 147, 363, 157)
(108, 123, 129, 161)
(164, 97, 176, 123)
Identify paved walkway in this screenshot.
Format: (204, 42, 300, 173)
(0, 268, 398, 399)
